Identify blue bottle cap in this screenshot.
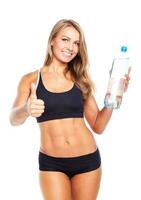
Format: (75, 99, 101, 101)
(121, 46, 127, 52)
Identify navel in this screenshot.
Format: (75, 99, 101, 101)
(65, 140, 70, 145)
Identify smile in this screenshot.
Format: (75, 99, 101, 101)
(62, 51, 72, 56)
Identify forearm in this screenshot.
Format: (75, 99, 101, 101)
(10, 103, 29, 126)
(93, 107, 113, 134)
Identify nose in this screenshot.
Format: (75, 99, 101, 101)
(67, 42, 74, 51)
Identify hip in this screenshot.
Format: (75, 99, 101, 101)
(39, 147, 101, 179)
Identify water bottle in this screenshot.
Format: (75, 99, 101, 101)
(104, 46, 130, 109)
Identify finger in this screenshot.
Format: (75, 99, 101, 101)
(32, 113, 43, 117)
(31, 99, 44, 104)
(31, 99, 44, 107)
(124, 67, 131, 80)
(124, 74, 130, 81)
(30, 104, 45, 110)
(35, 99, 45, 105)
(30, 109, 44, 115)
(30, 83, 37, 99)
(128, 66, 131, 75)
(124, 79, 129, 92)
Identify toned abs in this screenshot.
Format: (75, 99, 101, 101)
(39, 118, 97, 157)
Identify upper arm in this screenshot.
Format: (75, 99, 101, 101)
(83, 95, 99, 130)
(12, 75, 31, 108)
(12, 70, 38, 108)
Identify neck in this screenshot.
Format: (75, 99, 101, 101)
(47, 59, 67, 74)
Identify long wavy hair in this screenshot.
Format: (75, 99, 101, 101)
(43, 19, 95, 100)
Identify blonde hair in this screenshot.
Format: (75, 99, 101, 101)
(43, 19, 95, 100)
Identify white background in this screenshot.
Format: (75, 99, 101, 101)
(0, 0, 140, 199)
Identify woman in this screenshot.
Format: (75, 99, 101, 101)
(10, 19, 130, 200)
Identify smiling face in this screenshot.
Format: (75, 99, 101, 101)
(51, 26, 80, 64)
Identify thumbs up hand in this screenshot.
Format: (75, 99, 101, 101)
(27, 83, 45, 117)
(30, 82, 37, 100)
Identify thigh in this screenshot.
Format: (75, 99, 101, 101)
(71, 167, 102, 200)
(39, 171, 72, 200)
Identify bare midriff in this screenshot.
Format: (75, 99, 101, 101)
(38, 117, 97, 157)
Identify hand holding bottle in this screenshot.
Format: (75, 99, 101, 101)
(104, 46, 131, 109)
(27, 83, 45, 117)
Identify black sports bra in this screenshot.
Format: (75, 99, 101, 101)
(36, 70, 84, 122)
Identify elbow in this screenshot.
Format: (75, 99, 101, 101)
(10, 120, 20, 126)
(9, 106, 28, 126)
(9, 117, 19, 126)
(9, 114, 23, 126)
(10, 119, 24, 126)
(94, 129, 104, 135)
(92, 125, 105, 135)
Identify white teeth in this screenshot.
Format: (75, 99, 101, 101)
(62, 51, 71, 56)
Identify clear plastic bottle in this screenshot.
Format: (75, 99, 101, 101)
(104, 46, 130, 109)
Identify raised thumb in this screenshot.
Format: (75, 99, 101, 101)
(30, 82, 37, 99)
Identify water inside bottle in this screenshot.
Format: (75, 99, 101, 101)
(104, 78, 125, 109)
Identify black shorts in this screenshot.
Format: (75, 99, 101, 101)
(39, 148, 101, 179)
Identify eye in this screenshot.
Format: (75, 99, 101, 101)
(62, 38, 69, 42)
(74, 41, 80, 46)
(76, 42, 80, 46)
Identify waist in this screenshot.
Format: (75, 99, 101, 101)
(39, 121, 97, 157)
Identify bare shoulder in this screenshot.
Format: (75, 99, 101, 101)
(17, 69, 40, 96)
(12, 69, 39, 107)
(20, 69, 39, 85)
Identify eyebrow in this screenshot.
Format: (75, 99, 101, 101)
(62, 35, 80, 42)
